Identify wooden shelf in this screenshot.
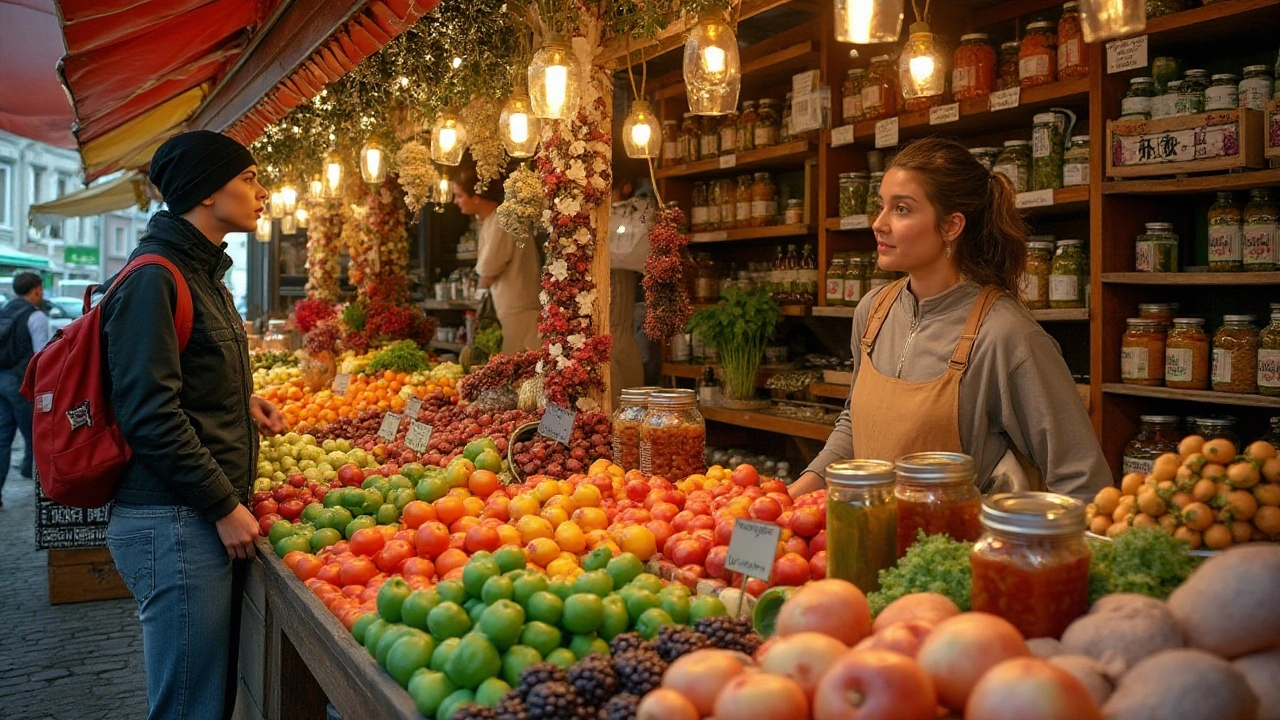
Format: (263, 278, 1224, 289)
(655, 140, 816, 180)
(1102, 168, 1280, 195)
(812, 305, 857, 318)
(1141, 0, 1280, 54)
(1031, 308, 1090, 322)
(422, 299, 482, 310)
(689, 223, 816, 244)
(701, 405, 833, 441)
(809, 382, 850, 399)
(1101, 272, 1280, 285)
(1102, 384, 1280, 410)
(823, 186, 1088, 231)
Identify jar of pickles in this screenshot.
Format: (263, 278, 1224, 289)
(738, 102, 757, 153)
(1135, 222, 1179, 272)
(1212, 315, 1260, 394)
(997, 41, 1022, 90)
(639, 389, 706, 478)
(1019, 22, 1057, 88)
(894, 452, 982, 557)
(1176, 70, 1210, 115)
(1166, 318, 1210, 390)
(1122, 318, 1167, 386)
(1032, 112, 1066, 190)
(1240, 65, 1275, 111)
(952, 33, 996, 100)
(839, 172, 870, 217)
(612, 387, 659, 471)
(1259, 310, 1280, 397)
(844, 255, 868, 305)
(750, 172, 778, 227)
(1021, 241, 1055, 310)
(826, 460, 898, 593)
(1049, 239, 1086, 309)
(1057, 2, 1088, 79)
(1205, 74, 1240, 111)
(843, 69, 866, 123)
(863, 55, 899, 121)
(1209, 191, 1244, 271)
(866, 172, 885, 217)
(755, 99, 781, 148)
(691, 182, 709, 232)
(1243, 188, 1279, 271)
(1122, 415, 1182, 476)
(993, 140, 1031, 193)
(826, 257, 846, 306)
(1121, 77, 1158, 120)
(1063, 136, 1090, 187)
(970, 492, 1090, 640)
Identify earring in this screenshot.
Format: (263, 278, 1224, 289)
(945, 244, 952, 258)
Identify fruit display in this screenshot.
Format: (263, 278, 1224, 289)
(252, 350, 301, 391)
(510, 412, 613, 479)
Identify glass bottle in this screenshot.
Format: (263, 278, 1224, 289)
(866, 171, 885, 218)
(1122, 415, 1182, 476)
(1208, 192, 1243, 272)
(1212, 315, 1260, 394)
(1192, 416, 1241, 446)
(639, 389, 706, 479)
(826, 460, 898, 594)
(1257, 310, 1280, 397)
(770, 245, 785, 301)
(705, 180, 722, 230)
(1151, 56, 1182, 94)
(781, 92, 794, 142)
(1204, 73, 1241, 112)
(1240, 65, 1275, 111)
(1146, 0, 1188, 18)
(737, 101, 758, 152)
(843, 68, 866, 123)
(839, 172, 870, 217)
(970, 146, 1001, 171)
(1265, 416, 1280, 447)
(1176, 70, 1210, 115)
(1019, 22, 1057, 88)
(263, 320, 289, 352)
(800, 244, 818, 305)
(697, 365, 721, 406)
(699, 115, 719, 160)
(1122, 318, 1167, 386)
(953, 33, 997, 100)
(735, 175, 753, 229)
(1243, 188, 1279, 271)
(694, 252, 719, 303)
(719, 179, 736, 231)
(785, 198, 805, 225)
(1049, 239, 1086, 309)
(1021, 241, 1055, 310)
(1121, 77, 1158, 120)
(1032, 112, 1066, 190)
(755, 99, 781, 148)
(863, 55, 899, 121)
(1153, 80, 1181, 119)
(751, 172, 778, 227)
(1057, 2, 1088, 79)
(782, 244, 800, 304)
(826, 256, 847, 306)
(1166, 318, 1210, 390)
(997, 41, 1023, 90)
(719, 112, 738, 156)
(869, 254, 896, 291)
(1063, 136, 1090, 187)
(660, 120, 680, 167)
(894, 452, 981, 557)
(691, 182, 709, 232)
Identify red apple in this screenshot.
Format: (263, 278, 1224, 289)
(731, 464, 761, 487)
(645, 520, 675, 551)
(741, 486, 765, 501)
(686, 499, 712, 517)
(277, 499, 304, 521)
(618, 508, 652, 525)
(313, 486, 328, 501)
(705, 545, 730, 580)
(650, 477, 674, 492)
(772, 552, 811, 586)
(809, 551, 827, 580)
(714, 520, 735, 546)
(812, 650, 937, 720)
(671, 510, 697, 533)
(790, 507, 825, 538)
(252, 491, 273, 505)
(668, 533, 713, 567)
(964, 657, 1101, 720)
(663, 649, 747, 715)
(257, 512, 282, 536)
(782, 535, 809, 559)
(746, 578, 769, 597)
(854, 620, 934, 659)
(650, 502, 679, 523)
(760, 632, 849, 699)
(917, 612, 1030, 710)
(661, 490, 687, 509)
(271, 484, 297, 502)
(749, 497, 783, 522)
(776, 510, 795, 529)
(761, 479, 788, 495)
(777, 579, 873, 647)
(337, 464, 364, 486)
(287, 473, 306, 488)
(253, 498, 278, 518)
(636, 688, 699, 720)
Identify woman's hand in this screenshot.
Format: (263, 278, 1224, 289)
(788, 471, 826, 499)
(250, 396, 285, 435)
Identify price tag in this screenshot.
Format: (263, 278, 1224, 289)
(719, 154, 737, 169)
(331, 373, 350, 396)
(929, 103, 961, 125)
(725, 519, 783, 582)
(1015, 189, 1056, 208)
(839, 215, 870, 230)
(406, 396, 423, 419)
(989, 88, 1021, 111)
(830, 124, 855, 147)
(874, 117, 899, 148)
(538, 403, 577, 447)
(405, 421, 433, 453)
(1106, 35, 1148, 74)
(378, 413, 402, 442)
(692, 231, 729, 243)
(792, 69, 820, 98)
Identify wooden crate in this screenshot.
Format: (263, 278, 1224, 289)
(1106, 108, 1265, 178)
(1266, 100, 1280, 160)
(47, 547, 132, 605)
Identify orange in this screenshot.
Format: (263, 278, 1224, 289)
(517, 515, 555, 543)
(526, 537, 560, 566)
(553, 521, 586, 554)
(614, 525, 657, 560)
(544, 495, 576, 515)
(496, 524, 522, 548)
(508, 495, 541, 520)
(434, 496, 465, 526)
(435, 548, 469, 577)
(462, 496, 485, 518)
(468, 470, 500, 498)
(540, 505, 569, 530)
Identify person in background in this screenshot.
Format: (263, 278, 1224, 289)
(0, 272, 50, 507)
(451, 157, 541, 354)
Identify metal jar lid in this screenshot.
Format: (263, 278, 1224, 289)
(1027, 241, 1055, 251)
(1033, 112, 1061, 123)
(648, 388, 697, 409)
(1139, 414, 1180, 423)
(1129, 76, 1155, 85)
(1210, 74, 1240, 82)
(1172, 317, 1205, 326)
(1057, 239, 1083, 246)
(1026, 21, 1056, 30)
(826, 459, 896, 488)
(960, 33, 990, 42)
(620, 386, 663, 404)
(895, 452, 975, 484)
(1139, 302, 1179, 312)
(1223, 314, 1256, 324)
(1126, 318, 1164, 328)
(1197, 416, 1236, 428)
(980, 492, 1086, 537)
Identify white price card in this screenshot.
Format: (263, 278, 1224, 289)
(1015, 189, 1056, 208)
(331, 373, 350, 396)
(929, 103, 961, 125)
(692, 231, 729, 243)
(378, 413, 402, 442)
(874, 117, 899, 148)
(406, 396, 423, 419)
(1106, 35, 1148, 74)
(538, 403, 577, 447)
(718, 154, 737, 169)
(725, 519, 783, 582)
(792, 69, 820, 98)
(405, 421, 433, 453)
(989, 88, 1021, 111)
(830, 124, 855, 147)
(839, 215, 871, 230)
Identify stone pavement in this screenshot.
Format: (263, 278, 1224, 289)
(0, 440, 149, 720)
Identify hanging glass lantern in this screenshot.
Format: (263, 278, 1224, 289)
(296, 206, 309, 229)
(269, 190, 284, 218)
(308, 175, 323, 199)
(322, 149, 343, 198)
(360, 139, 388, 185)
(1078, 0, 1145, 41)
(899, 22, 947, 99)
(528, 33, 581, 120)
(621, 100, 662, 159)
(430, 110, 468, 166)
(255, 215, 272, 242)
(279, 185, 298, 216)
(683, 10, 741, 115)
(500, 88, 541, 158)
(435, 175, 452, 204)
(834, 0, 905, 44)
(281, 213, 297, 235)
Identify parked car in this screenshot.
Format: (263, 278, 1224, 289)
(44, 295, 85, 332)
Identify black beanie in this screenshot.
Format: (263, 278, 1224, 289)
(149, 130, 257, 215)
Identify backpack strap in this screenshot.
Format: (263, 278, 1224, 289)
(102, 254, 195, 353)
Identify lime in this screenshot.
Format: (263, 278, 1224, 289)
(548, 579, 574, 601)
(344, 515, 376, 539)
(512, 574, 549, 607)
(375, 503, 401, 525)
(316, 506, 352, 531)
(462, 557, 502, 599)
(562, 594, 605, 635)
(606, 553, 645, 588)
(475, 677, 511, 707)
(273, 535, 311, 558)
(376, 577, 413, 623)
(636, 608, 675, 640)
(340, 487, 368, 512)
(391, 487, 417, 509)
(481, 576, 515, 605)
(545, 648, 577, 670)
(752, 586, 796, 638)
(417, 476, 450, 503)
(467, 599, 487, 626)
(267, 520, 296, 546)
(361, 475, 382, 490)
(301, 502, 325, 524)
(500, 645, 543, 687)
(689, 595, 729, 623)
(572, 570, 614, 598)
(386, 634, 436, 687)
(464, 438, 497, 462)
(362, 618, 390, 655)
(389, 475, 413, 491)
(351, 613, 379, 645)
(322, 489, 344, 508)
(568, 634, 610, 660)
(437, 688, 475, 720)
(525, 591, 564, 626)
(361, 488, 385, 516)
(581, 546, 612, 572)
(599, 595, 630, 641)
(493, 546, 527, 574)
(477, 600, 526, 651)
(474, 449, 503, 474)
(401, 590, 442, 631)
(436, 580, 469, 607)
(428, 602, 472, 639)
(309, 527, 342, 552)
(519, 621, 563, 657)
(628, 573, 664, 594)
(407, 669, 456, 717)
(445, 633, 502, 689)
(620, 588, 662, 623)
(401, 463, 427, 482)
(660, 592, 691, 625)
(377, 626, 423, 668)
(429, 637, 461, 673)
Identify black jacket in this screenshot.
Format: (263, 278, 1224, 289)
(100, 211, 256, 521)
(0, 298, 38, 373)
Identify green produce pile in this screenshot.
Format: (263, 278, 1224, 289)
(475, 323, 503, 358)
(1086, 526, 1201, 603)
(869, 532, 973, 615)
(368, 340, 433, 374)
(252, 351, 297, 371)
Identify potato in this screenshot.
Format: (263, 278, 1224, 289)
(1167, 544, 1280, 659)
(1048, 654, 1115, 706)
(1103, 649, 1258, 720)
(1060, 594, 1182, 673)
(1233, 649, 1280, 720)
(1027, 637, 1062, 659)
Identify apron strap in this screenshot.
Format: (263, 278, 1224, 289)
(859, 278, 909, 353)
(948, 287, 1004, 372)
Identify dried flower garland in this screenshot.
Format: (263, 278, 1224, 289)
(459, 96, 507, 193)
(496, 165, 544, 241)
(347, 176, 410, 305)
(304, 198, 347, 302)
(642, 204, 693, 342)
(394, 141, 441, 214)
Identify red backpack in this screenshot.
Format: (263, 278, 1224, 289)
(21, 255, 193, 508)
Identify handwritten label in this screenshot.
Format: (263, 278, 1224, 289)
(406, 396, 423, 419)
(1106, 35, 1148, 74)
(405, 421, 433, 453)
(332, 373, 350, 396)
(378, 413, 402, 441)
(1015, 189, 1056, 208)
(839, 215, 871, 230)
(1112, 120, 1242, 167)
(725, 519, 783, 581)
(538, 403, 577, 447)
(874, 117, 899, 148)
(989, 88, 1021, 111)
(792, 69, 820, 98)
(719, 154, 737, 169)
(692, 230, 729, 243)
(929, 103, 961, 125)
(830, 124, 855, 147)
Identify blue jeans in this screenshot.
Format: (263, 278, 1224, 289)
(0, 369, 33, 493)
(107, 503, 241, 720)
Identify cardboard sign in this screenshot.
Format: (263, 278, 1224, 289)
(839, 215, 871, 230)
(1106, 35, 1148, 74)
(989, 88, 1021, 111)
(725, 519, 783, 582)
(406, 396, 423, 419)
(538, 403, 576, 447)
(830, 124, 855, 147)
(929, 103, 961, 125)
(793, 92, 824, 134)
(1015, 189, 1056, 208)
(874, 117, 899, 148)
(331, 373, 350, 395)
(405, 421, 433, 453)
(718, 154, 737, 169)
(792, 69, 820, 98)
(378, 413, 402, 441)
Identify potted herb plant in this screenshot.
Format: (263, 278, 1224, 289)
(688, 287, 781, 406)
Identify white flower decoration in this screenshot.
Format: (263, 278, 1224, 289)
(569, 140, 587, 156)
(548, 259, 568, 281)
(567, 333, 586, 349)
(549, 343, 563, 357)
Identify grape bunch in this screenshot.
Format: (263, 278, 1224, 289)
(511, 411, 612, 478)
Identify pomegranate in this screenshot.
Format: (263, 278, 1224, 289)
(759, 632, 849, 699)
(812, 649, 937, 720)
(662, 649, 747, 715)
(714, 670, 809, 720)
(965, 657, 1101, 720)
(776, 579, 872, 647)
(636, 688, 699, 720)
(917, 612, 1029, 710)
(872, 592, 960, 632)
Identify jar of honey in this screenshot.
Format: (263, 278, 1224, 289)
(894, 452, 982, 557)
(639, 389, 706, 479)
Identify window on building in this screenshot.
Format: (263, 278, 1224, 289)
(112, 227, 126, 257)
(31, 166, 46, 204)
(0, 163, 11, 228)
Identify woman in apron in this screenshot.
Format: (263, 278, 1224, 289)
(789, 138, 1111, 502)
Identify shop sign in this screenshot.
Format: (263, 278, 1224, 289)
(378, 413, 402, 441)
(332, 373, 350, 395)
(1106, 109, 1265, 178)
(63, 246, 100, 266)
(929, 103, 960, 125)
(538, 403, 576, 447)
(725, 518, 782, 582)
(405, 421, 433, 452)
(830, 125, 855, 147)
(406, 396, 423, 419)
(874, 117, 899, 148)
(989, 88, 1021, 112)
(1106, 36, 1148, 74)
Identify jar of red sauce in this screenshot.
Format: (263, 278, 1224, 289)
(952, 33, 997, 101)
(1056, 1, 1089, 79)
(971, 492, 1091, 639)
(612, 386, 660, 472)
(1019, 21, 1058, 88)
(894, 452, 982, 557)
(639, 389, 706, 479)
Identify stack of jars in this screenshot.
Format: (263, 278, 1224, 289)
(838, 171, 886, 217)
(660, 100, 789, 168)
(1131, 56, 1275, 121)
(690, 174, 791, 232)
(1208, 189, 1279, 272)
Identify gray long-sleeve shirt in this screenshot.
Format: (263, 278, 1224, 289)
(805, 281, 1112, 502)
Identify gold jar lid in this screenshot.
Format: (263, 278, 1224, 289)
(826, 459, 895, 488)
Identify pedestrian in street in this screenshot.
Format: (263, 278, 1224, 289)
(0, 272, 50, 507)
(101, 130, 284, 720)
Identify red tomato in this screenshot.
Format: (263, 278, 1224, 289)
(400, 557, 436, 579)
(349, 528, 386, 557)
(375, 539, 415, 574)
(414, 521, 450, 559)
(338, 557, 378, 586)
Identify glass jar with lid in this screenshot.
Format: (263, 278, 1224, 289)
(263, 319, 290, 352)
(1213, 315, 1260, 394)
(839, 172, 870, 217)
(894, 452, 982, 557)
(993, 140, 1031, 194)
(866, 172, 886, 217)
(827, 460, 899, 593)
(1121, 77, 1158, 120)
(1063, 136, 1090, 187)
(694, 252, 720, 303)
(705, 180, 722, 230)
(750, 172, 778, 227)
(1123, 415, 1182, 476)
(1032, 112, 1066, 190)
(1146, 0, 1188, 18)
(1049, 239, 1086, 309)
(843, 69, 866, 123)
(1057, 2, 1088, 79)
(1019, 22, 1057, 88)
(1166, 318, 1210, 390)
(1151, 56, 1182, 94)
(1021, 241, 1055, 310)
(639, 389, 706, 478)
(718, 112, 738, 156)
(1204, 73, 1241, 111)
(826, 256, 847, 306)
(754, 99, 781, 148)
(720, 179, 737, 231)
(612, 386, 660, 471)
(1243, 188, 1279, 271)
(1138, 302, 1179, 328)
(970, 146, 1000, 172)
(1209, 191, 1244, 272)
(784, 198, 804, 225)
(660, 120, 680, 167)
(680, 113, 700, 164)
(952, 33, 997, 100)
(1192, 416, 1240, 446)
(1153, 80, 1181, 119)
(691, 182, 709, 232)
(1240, 65, 1275, 111)
(1176, 70, 1210, 115)
(1135, 222, 1179, 272)
(997, 41, 1022, 90)
(1257, 310, 1280, 396)
(699, 115, 720, 160)
(844, 255, 868, 305)
(1122, 319, 1167, 386)
(971, 492, 1090, 640)
(735, 175, 753, 228)
(863, 55, 899, 121)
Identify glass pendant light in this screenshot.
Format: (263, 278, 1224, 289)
(322, 149, 343, 198)
(308, 175, 324, 200)
(500, 88, 541, 158)
(279, 185, 298, 216)
(528, 33, 581, 120)
(269, 190, 284, 218)
(683, 10, 741, 115)
(621, 100, 661, 158)
(436, 175, 453, 204)
(360, 139, 388, 185)
(899, 22, 947, 98)
(1078, 0, 1145, 41)
(296, 206, 309, 229)
(834, 0, 905, 44)
(255, 215, 272, 242)
(430, 110, 468, 166)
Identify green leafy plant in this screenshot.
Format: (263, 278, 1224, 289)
(869, 532, 973, 615)
(687, 287, 779, 401)
(367, 340, 432, 374)
(341, 301, 367, 332)
(1086, 527, 1201, 603)
(475, 322, 504, 358)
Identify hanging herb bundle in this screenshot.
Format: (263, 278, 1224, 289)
(496, 165, 544, 241)
(642, 204, 693, 342)
(688, 287, 780, 401)
(394, 141, 441, 214)
(460, 96, 508, 193)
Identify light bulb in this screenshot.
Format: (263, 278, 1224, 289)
(360, 139, 388, 185)
(270, 191, 283, 218)
(1079, 0, 1145, 41)
(309, 177, 323, 198)
(835, 0, 904, 44)
(683, 11, 741, 115)
(296, 207, 309, 228)
(323, 150, 343, 198)
(438, 127, 457, 153)
(899, 24, 945, 99)
(280, 185, 298, 215)
(545, 65, 568, 114)
(702, 46, 726, 74)
(630, 123, 652, 148)
(621, 100, 661, 158)
(365, 150, 382, 178)
(437, 177, 451, 203)
(528, 34, 580, 120)
(430, 111, 468, 165)
(909, 55, 935, 84)
(500, 88, 541, 157)
(255, 215, 272, 242)
(509, 113, 529, 143)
